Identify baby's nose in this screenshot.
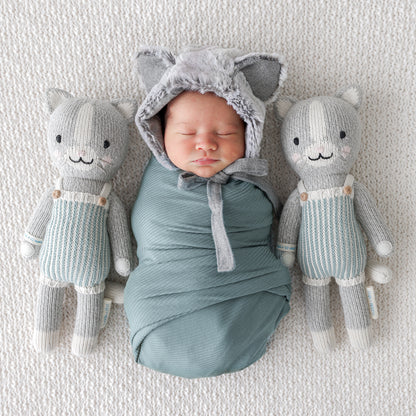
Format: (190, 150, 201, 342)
(196, 136, 217, 151)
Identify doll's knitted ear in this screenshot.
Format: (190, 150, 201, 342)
(274, 96, 297, 121)
(235, 53, 287, 104)
(111, 99, 138, 123)
(46, 88, 73, 113)
(336, 85, 363, 110)
(136, 47, 176, 92)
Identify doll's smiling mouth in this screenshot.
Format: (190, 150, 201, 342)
(308, 153, 333, 161)
(69, 156, 94, 165)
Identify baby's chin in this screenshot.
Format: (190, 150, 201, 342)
(187, 165, 223, 178)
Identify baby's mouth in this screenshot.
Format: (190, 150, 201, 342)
(69, 156, 94, 165)
(193, 158, 218, 165)
(308, 153, 333, 161)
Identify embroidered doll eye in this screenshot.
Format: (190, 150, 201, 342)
(56, 135, 62, 143)
(340, 131, 346, 139)
(293, 137, 299, 146)
(104, 140, 110, 149)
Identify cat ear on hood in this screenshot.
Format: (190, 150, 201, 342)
(111, 99, 138, 123)
(234, 53, 287, 104)
(46, 88, 73, 113)
(335, 85, 363, 110)
(136, 47, 176, 92)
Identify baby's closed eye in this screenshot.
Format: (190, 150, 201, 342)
(217, 131, 238, 136)
(177, 131, 196, 136)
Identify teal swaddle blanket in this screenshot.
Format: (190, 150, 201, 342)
(125, 157, 291, 378)
(125, 46, 290, 378)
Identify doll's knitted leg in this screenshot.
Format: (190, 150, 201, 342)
(71, 288, 104, 356)
(33, 283, 66, 353)
(304, 283, 336, 353)
(338, 282, 372, 349)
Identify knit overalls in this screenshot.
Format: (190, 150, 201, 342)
(297, 174, 367, 286)
(39, 178, 112, 291)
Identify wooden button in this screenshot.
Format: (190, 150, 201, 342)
(343, 185, 352, 195)
(300, 192, 308, 202)
(98, 197, 107, 206)
(52, 190, 61, 199)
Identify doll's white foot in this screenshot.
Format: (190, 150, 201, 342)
(311, 327, 336, 353)
(366, 260, 393, 284)
(71, 335, 98, 356)
(33, 329, 60, 353)
(104, 281, 125, 305)
(348, 326, 372, 350)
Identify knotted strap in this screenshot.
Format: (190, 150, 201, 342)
(177, 158, 269, 272)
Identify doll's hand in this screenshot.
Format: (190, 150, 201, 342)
(375, 240, 393, 257)
(20, 241, 40, 259)
(366, 260, 393, 284)
(115, 258, 131, 277)
(280, 251, 296, 268)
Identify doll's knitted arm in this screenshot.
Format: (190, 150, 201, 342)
(21, 187, 54, 258)
(277, 189, 302, 267)
(108, 192, 131, 277)
(354, 181, 394, 257)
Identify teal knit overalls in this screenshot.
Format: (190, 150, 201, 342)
(39, 178, 112, 290)
(297, 174, 367, 286)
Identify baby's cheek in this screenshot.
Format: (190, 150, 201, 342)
(291, 153, 302, 163)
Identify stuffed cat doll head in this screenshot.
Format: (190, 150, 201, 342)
(46, 89, 136, 181)
(276, 85, 362, 181)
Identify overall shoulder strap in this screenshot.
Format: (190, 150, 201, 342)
(55, 177, 63, 190)
(344, 174, 354, 187)
(297, 180, 307, 194)
(100, 182, 112, 198)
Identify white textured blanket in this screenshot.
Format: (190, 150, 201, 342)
(1, 0, 414, 414)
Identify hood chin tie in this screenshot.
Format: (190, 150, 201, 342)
(177, 158, 268, 272)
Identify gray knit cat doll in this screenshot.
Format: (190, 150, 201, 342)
(275, 86, 394, 352)
(21, 89, 137, 355)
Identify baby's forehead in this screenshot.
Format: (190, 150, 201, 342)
(165, 90, 243, 125)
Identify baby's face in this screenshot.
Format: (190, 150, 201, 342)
(164, 91, 245, 178)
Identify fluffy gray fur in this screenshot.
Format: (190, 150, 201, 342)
(135, 46, 287, 170)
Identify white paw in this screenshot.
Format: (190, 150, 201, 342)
(281, 251, 296, 268)
(115, 258, 130, 276)
(375, 241, 393, 257)
(21, 241, 35, 258)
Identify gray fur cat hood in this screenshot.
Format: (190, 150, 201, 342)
(135, 46, 287, 170)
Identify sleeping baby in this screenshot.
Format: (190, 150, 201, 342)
(124, 47, 291, 378)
